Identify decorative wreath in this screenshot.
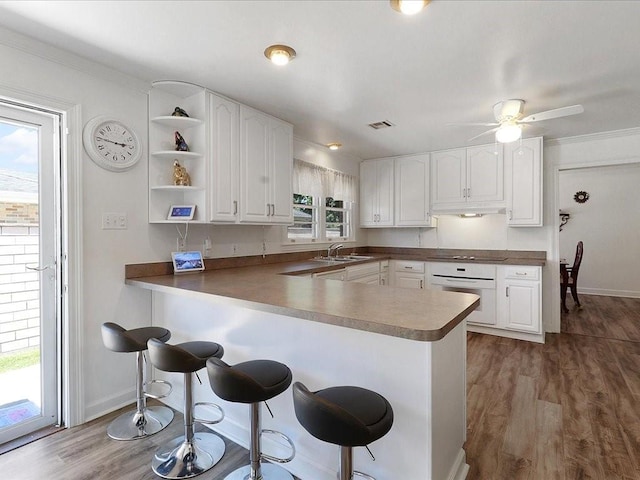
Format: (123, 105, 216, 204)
(574, 191, 589, 203)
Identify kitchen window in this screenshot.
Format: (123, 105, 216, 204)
(287, 159, 355, 244)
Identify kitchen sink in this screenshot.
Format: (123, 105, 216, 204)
(311, 255, 375, 263)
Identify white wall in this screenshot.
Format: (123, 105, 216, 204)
(557, 144, 640, 297)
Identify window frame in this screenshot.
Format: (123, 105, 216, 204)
(287, 193, 354, 244)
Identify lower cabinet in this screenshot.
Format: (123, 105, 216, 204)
(312, 269, 346, 281)
(392, 261, 425, 289)
(346, 262, 381, 284)
(499, 266, 542, 335)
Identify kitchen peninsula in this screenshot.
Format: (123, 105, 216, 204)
(126, 255, 480, 480)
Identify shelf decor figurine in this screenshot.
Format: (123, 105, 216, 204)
(171, 106, 189, 117)
(174, 131, 189, 151)
(173, 160, 191, 186)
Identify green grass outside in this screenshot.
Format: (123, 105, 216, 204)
(0, 348, 40, 374)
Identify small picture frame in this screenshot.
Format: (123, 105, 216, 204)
(171, 251, 205, 274)
(167, 204, 196, 221)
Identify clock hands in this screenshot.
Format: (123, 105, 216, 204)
(96, 136, 129, 148)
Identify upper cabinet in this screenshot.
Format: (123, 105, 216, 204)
(360, 158, 394, 227)
(431, 144, 504, 212)
(239, 106, 293, 224)
(505, 137, 543, 227)
(395, 154, 434, 227)
(149, 82, 293, 225)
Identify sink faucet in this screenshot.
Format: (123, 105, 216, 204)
(327, 243, 344, 258)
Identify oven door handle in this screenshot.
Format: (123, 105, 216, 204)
(443, 278, 482, 284)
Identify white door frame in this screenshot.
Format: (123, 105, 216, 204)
(551, 155, 640, 333)
(0, 85, 84, 428)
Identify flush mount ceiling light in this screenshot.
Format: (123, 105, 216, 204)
(327, 143, 342, 151)
(264, 44, 296, 66)
(495, 122, 522, 143)
(390, 0, 430, 15)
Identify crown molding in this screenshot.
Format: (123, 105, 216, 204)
(545, 126, 640, 147)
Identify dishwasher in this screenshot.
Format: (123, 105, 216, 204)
(429, 263, 497, 325)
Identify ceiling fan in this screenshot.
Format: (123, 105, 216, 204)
(450, 99, 584, 143)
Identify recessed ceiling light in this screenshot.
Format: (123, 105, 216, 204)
(327, 143, 342, 151)
(390, 0, 430, 15)
(264, 44, 296, 66)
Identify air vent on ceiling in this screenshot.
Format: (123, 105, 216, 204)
(368, 120, 395, 130)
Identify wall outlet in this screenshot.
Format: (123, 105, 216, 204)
(102, 213, 127, 230)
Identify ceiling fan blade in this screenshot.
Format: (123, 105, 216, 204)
(520, 104, 584, 123)
(446, 122, 499, 127)
(468, 127, 499, 142)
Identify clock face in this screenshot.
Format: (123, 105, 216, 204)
(83, 116, 142, 171)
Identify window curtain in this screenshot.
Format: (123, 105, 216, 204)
(292, 159, 357, 202)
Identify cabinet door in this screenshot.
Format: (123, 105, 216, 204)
(240, 106, 270, 222)
(359, 160, 378, 226)
(376, 159, 394, 226)
(466, 144, 504, 203)
(269, 120, 294, 223)
(505, 137, 542, 226)
(209, 93, 239, 222)
(395, 273, 425, 289)
(505, 281, 541, 333)
(395, 154, 433, 226)
(431, 149, 466, 208)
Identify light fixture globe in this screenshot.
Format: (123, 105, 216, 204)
(390, 0, 430, 15)
(327, 142, 342, 151)
(264, 44, 296, 65)
(495, 123, 522, 143)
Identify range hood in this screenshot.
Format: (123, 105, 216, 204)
(432, 206, 507, 216)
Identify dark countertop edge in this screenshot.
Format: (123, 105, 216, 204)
(126, 278, 480, 341)
(125, 248, 546, 279)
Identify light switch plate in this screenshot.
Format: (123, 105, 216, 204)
(102, 212, 127, 230)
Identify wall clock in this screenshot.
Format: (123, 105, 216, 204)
(82, 116, 142, 172)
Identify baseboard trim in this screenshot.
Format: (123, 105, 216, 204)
(447, 449, 470, 480)
(579, 289, 640, 299)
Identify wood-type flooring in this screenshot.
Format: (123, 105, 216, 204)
(466, 295, 640, 479)
(1, 295, 639, 479)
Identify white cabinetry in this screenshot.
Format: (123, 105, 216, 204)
(312, 269, 346, 281)
(395, 154, 434, 227)
(360, 158, 394, 227)
(149, 81, 207, 223)
(380, 260, 389, 286)
(500, 266, 542, 334)
(505, 137, 543, 226)
(431, 144, 504, 212)
(393, 261, 425, 289)
(208, 92, 239, 222)
(239, 106, 293, 224)
(346, 262, 381, 284)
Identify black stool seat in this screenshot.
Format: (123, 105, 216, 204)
(102, 322, 171, 352)
(206, 358, 295, 480)
(293, 382, 393, 480)
(148, 340, 224, 372)
(147, 338, 226, 479)
(100, 322, 174, 441)
(206, 358, 292, 403)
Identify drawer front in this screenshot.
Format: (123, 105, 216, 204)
(394, 261, 425, 273)
(504, 266, 540, 281)
(347, 262, 380, 280)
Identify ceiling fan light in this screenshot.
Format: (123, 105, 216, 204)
(495, 124, 522, 143)
(390, 0, 430, 15)
(264, 44, 296, 66)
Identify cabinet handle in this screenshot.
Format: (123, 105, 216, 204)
(420, 279, 424, 289)
(467, 188, 471, 198)
(508, 209, 513, 220)
(381, 278, 385, 285)
(515, 272, 527, 276)
(463, 188, 466, 198)
(270, 204, 275, 216)
(266, 204, 270, 216)
(506, 286, 509, 297)
(404, 266, 414, 270)
(233, 200, 238, 215)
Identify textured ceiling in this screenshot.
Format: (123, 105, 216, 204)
(1, 0, 639, 160)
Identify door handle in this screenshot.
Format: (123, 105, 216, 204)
(506, 286, 509, 297)
(233, 200, 238, 215)
(27, 262, 55, 272)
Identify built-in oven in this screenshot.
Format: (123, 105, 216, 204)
(429, 263, 497, 325)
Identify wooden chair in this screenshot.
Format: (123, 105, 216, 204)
(560, 241, 584, 312)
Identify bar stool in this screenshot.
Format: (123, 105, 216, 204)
(292, 382, 393, 480)
(147, 338, 226, 479)
(101, 322, 174, 440)
(206, 357, 295, 480)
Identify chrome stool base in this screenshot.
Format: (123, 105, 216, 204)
(152, 431, 226, 479)
(224, 462, 293, 480)
(107, 405, 174, 440)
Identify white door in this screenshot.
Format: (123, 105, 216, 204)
(466, 144, 504, 203)
(431, 148, 466, 207)
(239, 106, 270, 223)
(359, 160, 378, 226)
(0, 102, 61, 444)
(376, 158, 394, 226)
(395, 154, 431, 226)
(269, 120, 294, 223)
